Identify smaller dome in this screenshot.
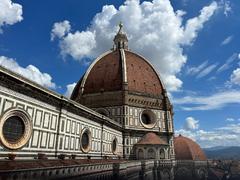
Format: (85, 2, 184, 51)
(174, 135, 207, 161)
(136, 132, 167, 145)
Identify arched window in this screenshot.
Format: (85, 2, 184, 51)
(138, 149, 144, 159)
(160, 149, 165, 159)
(162, 170, 170, 180)
(147, 148, 156, 159)
(112, 138, 118, 154)
(118, 42, 121, 48)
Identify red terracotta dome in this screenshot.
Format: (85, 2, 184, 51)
(174, 135, 207, 161)
(71, 24, 166, 101)
(71, 49, 164, 99)
(136, 132, 167, 145)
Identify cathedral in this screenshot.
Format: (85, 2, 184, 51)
(71, 23, 175, 160)
(0, 24, 208, 180)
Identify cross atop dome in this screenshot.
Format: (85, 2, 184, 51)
(118, 21, 123, 33)
(113, 22, 128, 50)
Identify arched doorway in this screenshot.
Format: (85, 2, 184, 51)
(147, 148, 155, 159)
(138, 149, 144, 159)
(160, 149, 165, 159)
(198, 168, 207, 180)
(161, 170, 171, 180)
(175, 168, 192, 180)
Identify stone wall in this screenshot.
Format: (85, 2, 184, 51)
(0, 67, 123, 159)
(0, 160, 209, 180)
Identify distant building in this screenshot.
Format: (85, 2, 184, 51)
(0, 24, 208, 180)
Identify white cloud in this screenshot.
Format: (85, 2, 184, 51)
(226, 118, 234, 122)
(173, 90, 240, 111)
(216, 123, 240, 134)
(163, 75, 183, 92)
(221, 0, 232, 17)
(64, 82, 76, 98)
(51, 20, 71, 41)
(176, 125, 240, 148)
(186, 60, 208, 76)
(207, 76, 216, 81)
(0, 56, 56, 89)
(230, 68, 240, 86)
(186, 61, 218, 79)
(217, 53, 238, 73)
(0, 0, 23, 33)
(182, 1, 218, 45)
(221, 35, 233, 46)
(60, 31, 96, 60)
(52, 0, 219, 92)
(196, 63, 218, 78)
(184, 117, 199, 130)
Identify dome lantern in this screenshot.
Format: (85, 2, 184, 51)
(113, 22, 128, 50)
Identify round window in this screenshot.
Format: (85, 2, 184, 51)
(141, 113, 151, 124)
(140, 110, 156, 129)
(80, 129, 91, 153)
(0, 109, 32, 150)
(112, 138, 117, 154)
(3, 116, 25, 143)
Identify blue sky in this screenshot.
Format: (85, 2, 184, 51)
(0, 0, 240, 147)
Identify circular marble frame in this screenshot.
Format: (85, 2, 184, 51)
(80, 128, 92, 153)
(139, 109, 157, 129)
(0, 108, 33, 150)
(112, 137, 118, 155)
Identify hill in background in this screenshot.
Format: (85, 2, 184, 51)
(203, 146, 240, 160)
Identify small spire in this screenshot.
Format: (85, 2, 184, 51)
(113, 22, 128, 50)
(118, 21, 123, 33)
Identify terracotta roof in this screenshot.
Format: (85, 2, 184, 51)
(125, 51, 163, 96)
(136, 132, 167, 145)
(174, 135, 207, 161)
(71, 49, 164, 101)
(83, 50, 122, 94)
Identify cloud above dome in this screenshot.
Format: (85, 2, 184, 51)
(184, 117, 199, 130)
(176, 122, 240, 148)
(51, 0, 220, 92)
(51, 20, 71, 41)
(64, 82, 76, 98)
(230, 68, 240, 86)
(0, 56, 56, 89)
(0, 0, 23, 33)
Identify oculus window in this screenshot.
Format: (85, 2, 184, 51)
(0, 109, 32, 150)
